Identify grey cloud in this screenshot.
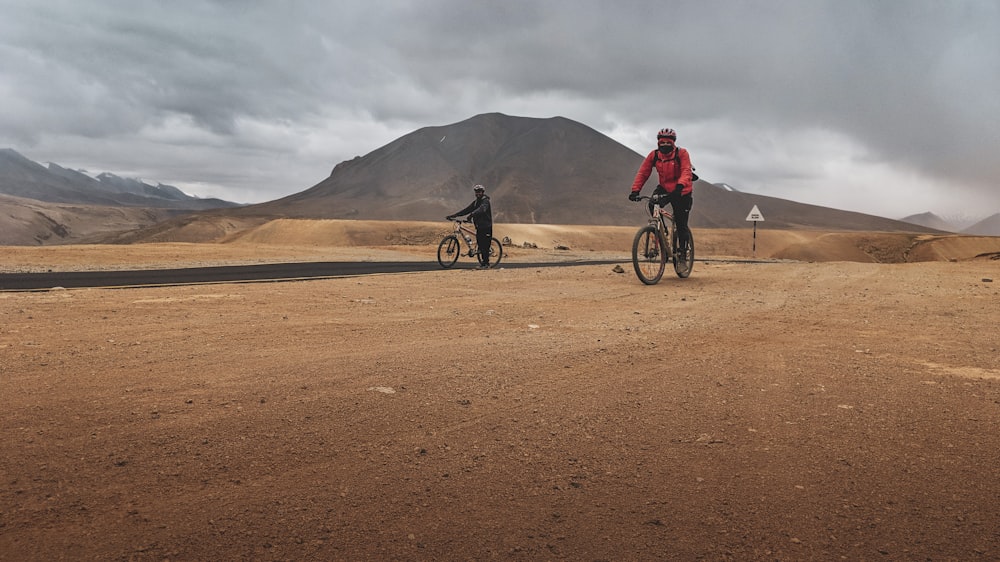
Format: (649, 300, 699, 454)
(0, 0, 996, 218)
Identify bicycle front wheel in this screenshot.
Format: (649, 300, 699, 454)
(437, 235, 460, 268)
(673, 229, 694, 278)
(632, 225, 666, 285)
(478, 237, 503, 267)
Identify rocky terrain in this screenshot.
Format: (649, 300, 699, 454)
(2, 222, 999, 560)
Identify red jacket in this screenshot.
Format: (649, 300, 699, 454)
(630, 146, 693, 196)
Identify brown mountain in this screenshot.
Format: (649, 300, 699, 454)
(245, 113, 639, 225)
(3, 114, 943, 246)
(962, 213, 1000, 236)
(234, 113, 937, 232)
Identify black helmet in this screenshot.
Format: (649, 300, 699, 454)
(473, 184, 485, 193)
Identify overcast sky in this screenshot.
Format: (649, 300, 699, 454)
(2, 1, 998, 222)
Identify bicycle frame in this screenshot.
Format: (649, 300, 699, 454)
(646, 200, 676, 260)
(452, 220, 481, 257)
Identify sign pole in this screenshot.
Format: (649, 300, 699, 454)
(745, 205, 764, 259)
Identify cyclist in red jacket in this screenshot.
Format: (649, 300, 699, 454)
(628, 128, 695, 255)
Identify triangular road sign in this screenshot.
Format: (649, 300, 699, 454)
(746, 205, 764, 222)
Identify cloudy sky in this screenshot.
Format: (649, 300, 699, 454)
(2, 1, 997, 222)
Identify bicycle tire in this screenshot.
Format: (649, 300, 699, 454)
(673, 229, 694, 278)
(632, 225, 666, 285)
(437, 235, 460, 268)
(477, 237, 503, 267)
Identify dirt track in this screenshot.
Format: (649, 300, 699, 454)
(2, 230, 1000, 560)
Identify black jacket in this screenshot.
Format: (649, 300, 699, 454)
(453, 195, 493, 230)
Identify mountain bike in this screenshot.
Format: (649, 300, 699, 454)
(631, 195, 694, 284)
(437, 219, 503, 269)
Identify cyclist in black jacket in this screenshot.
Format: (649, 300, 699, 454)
(446, 184, 494, 269)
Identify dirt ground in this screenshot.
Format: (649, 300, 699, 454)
(2, 222, 1000, 561)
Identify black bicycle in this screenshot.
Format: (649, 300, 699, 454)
(437, 219, 503, 269)
(631, 195, 694, 284)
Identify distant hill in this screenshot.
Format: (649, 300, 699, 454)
(245, 113, 642, 226)
(0, 193, 178, 245)
(899, 212, 957, 232)
(962, 213, 1000, 236)
(0, 148, 242, 245)
(0, 148, 239, 210)
(231, 113, 936, 232)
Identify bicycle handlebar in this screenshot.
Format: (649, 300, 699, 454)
(633, 194, 676, 222)
(634, 194, 667, 204)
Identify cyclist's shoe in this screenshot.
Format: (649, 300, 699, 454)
(476, 263, 491, 270)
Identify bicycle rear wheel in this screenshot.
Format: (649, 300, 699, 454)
(632, 225, 666, 285)
(478, 237, 503, 267)
(437, 235, 460, 268)
(673, 229, 694, 278)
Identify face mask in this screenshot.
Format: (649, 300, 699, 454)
(658, 144, 674, 154)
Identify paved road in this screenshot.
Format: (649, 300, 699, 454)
(0, 260, 625, 291)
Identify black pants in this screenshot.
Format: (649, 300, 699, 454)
(652, 187, 692, 247)
(476, 228, 493, 265)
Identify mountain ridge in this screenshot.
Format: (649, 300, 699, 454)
(4, 113, 979, 245)
(0, 148, 242, 245)
(235, 113, 942, 232)
(0, 148, 239, 210)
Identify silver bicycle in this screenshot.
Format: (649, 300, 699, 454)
(437, 219, 503, 269)
(631, 195, 694, 284)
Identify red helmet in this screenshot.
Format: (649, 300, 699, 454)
(657, 128, 677, 140)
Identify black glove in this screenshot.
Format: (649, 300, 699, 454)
(675, 184, 685, 195)
(628, 192, 641, 201)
